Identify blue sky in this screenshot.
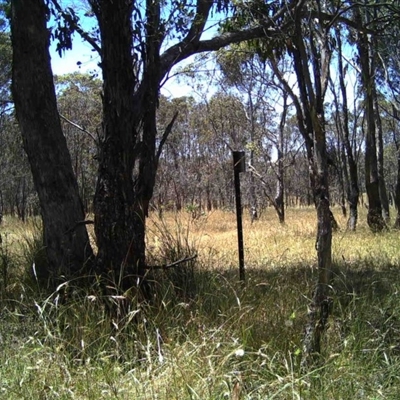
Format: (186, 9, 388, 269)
(50, 34, 98, 76)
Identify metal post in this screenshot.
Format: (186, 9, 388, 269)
(232, 151, 245, 282)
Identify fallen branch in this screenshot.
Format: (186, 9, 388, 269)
(146, 254, 197, 270)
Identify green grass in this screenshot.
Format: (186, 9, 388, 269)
(1, 209, 400, 399)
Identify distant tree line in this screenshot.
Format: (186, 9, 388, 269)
(2, 74, 400, 227)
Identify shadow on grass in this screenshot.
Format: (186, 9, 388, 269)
(1, 256, 400, 360)
(2, 257, 400, 399)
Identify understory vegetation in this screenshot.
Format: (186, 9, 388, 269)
(1, 208, 400, 399)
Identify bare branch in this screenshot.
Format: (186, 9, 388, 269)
(59, 113, 99, 144)
(156, 110, 179, 162)
(146, 254, 198, 270)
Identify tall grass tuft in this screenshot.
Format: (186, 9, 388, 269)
(19, 218, 49, 289)
(1, 208, 400, 398)
(0, 232, 13, 300)
(148, 213, 201, 303)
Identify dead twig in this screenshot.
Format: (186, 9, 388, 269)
(59, 113, 99, 144)
(146, 254, 197, 270)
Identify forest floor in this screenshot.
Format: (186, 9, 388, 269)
(1, 207, 400, 399)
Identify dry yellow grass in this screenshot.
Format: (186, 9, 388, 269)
(147, 206, 400, 272)
(2, 206, 400, 273)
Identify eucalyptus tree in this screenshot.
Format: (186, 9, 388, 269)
(230, 0, 350, 362)
(276, 3, 334, 363)
(378, 6, 400, 115)
(216, 46, 264, 221)
(350, 2, 400, 230)
(11, 0, 299, 290)
(216, 47, 297, 223)
(392, 116, 400, 228)
(362, 1, 400, 224)
(324, 102, 347, 215)
(193, 94, 245, 211)
(205, 92, 251, 208)
(11, 0, 94, 278)
(0, 113, 36, 220)
(367, 2, 400, 227)
(155, 95, 225, 213)
(281, 115, 314, 207)
(379, 103, 400, 228)
(0, 6, 39, 220)
(328, 27, 360, 231)
(377, 7, 400, 223)
(154, 96, 192, 212)
(55, 72, 102, 212)
(0, 9, 11, 219)
(0, 8, 11, 114)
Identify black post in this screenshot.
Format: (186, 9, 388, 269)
(233, 151, 245, 282)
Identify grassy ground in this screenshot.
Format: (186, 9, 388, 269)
(1, 207, 400, 399)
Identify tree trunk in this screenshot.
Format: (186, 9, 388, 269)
(355, 6, 385, 232)
(339, 141, 348, 218)
(91, 0, 145, 290)
(287, 11, 333, 367)
(0, 190, 3, 224)
(274, 93, 287, 224)
(91, 0, 166, 295)
(374, 91, 390, 223)
(335, 29, 359, 230)
(136, 0, 162, 219)
(363, 82, 385, 231)
(11, 0, 93, 281)
(372, 7, 390, 224)
(16, 176, 27, 222)
(394, 147, 400, 229)
(248, 93, 258, 223)
(393, 119, 400, 228)
(274, 175, 285, 224)
(301, 111, 332, 367)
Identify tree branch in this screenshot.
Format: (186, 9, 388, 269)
(185, 0, 214, 45)
(160, 26, 283, 81)
(159, 0, 308, 81)
(156, 110, 178, 163)
(59, 113, 99, 144)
